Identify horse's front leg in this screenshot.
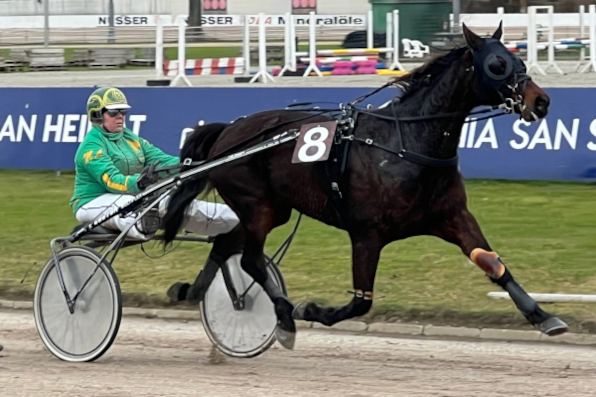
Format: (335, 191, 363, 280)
(293, 231, 382, 327)
(431, 208, 568, 336)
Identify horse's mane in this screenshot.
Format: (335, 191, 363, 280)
(389, 46, 470, 101)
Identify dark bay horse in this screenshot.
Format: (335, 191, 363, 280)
(163, 23, 568, 349)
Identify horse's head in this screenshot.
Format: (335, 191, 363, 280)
(462, 22, 550, 121)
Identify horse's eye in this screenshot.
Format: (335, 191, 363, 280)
(488, 56, 507, 75)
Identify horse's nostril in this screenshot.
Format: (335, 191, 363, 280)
(535, 95, 550, 111)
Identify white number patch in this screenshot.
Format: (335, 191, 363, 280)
(292, 121, 337, 164)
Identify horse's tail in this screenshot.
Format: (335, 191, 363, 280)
(162, 122, 229, 244)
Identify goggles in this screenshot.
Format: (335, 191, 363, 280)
(105, 108, 129, 117)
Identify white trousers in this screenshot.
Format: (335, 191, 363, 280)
(75, 193, 240, 240)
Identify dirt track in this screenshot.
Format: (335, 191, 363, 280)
(1, 310, 595, 397)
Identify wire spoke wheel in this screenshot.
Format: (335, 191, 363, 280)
(200, 254, 286, 358)
(34, 246, 122, 362)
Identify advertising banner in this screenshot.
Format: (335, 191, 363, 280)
(0, 87, 595, 182)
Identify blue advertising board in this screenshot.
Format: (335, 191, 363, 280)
(0, 87, 595, 181)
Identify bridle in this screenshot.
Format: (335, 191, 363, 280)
(339, 44, 535, 168)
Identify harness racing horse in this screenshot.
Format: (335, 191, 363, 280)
(163, 23, 568, 349)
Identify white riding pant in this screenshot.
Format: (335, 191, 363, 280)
(75, 193, 240, 240)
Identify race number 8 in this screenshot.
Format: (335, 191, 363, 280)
(297, 126, 329, 162)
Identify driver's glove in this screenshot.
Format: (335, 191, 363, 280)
(136, 160, 161, 190)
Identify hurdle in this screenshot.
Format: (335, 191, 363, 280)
(249, 13, 275, 83)
(526, 6, 563, 75)
(577, 5, 586, 71)
(279, 12, 297, 76)
(387, 10, 404, 71)
(163, 58, 245, 76)
(302, 12, 323, 78)
(170, 17, 193, 86)
(294, 11, 402, 77)
(580, 5, 596, 73)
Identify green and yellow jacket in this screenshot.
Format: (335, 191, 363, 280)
(70, 125, 179, 214)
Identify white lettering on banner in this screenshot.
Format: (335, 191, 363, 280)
(510, 119, 531, 149)
(129, 115, 147, 136)
(180, 128, 195, 149)
(528, 120, 553, 150)
(97, 15, 150, 26)
(0, 113, 149, 143)
(458, 122, 468, 148)
(62, 114, 80, 143)
(42, 115, 64, 142)
(466, 119, 477, 148)
(78, 115, 90, 142)
(0, 116, 15, 142)
(554, 119, 579, 150)
(473, 119, 498, 149)
(17, 115, 36, 142)
(588, 119, 596, 151)
(201, 15, 366, 27)
(179, 120, 205, 149)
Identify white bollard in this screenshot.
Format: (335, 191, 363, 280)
(575, 5, 588, 72)
(367, 10, 374, 49)
(543, 6, 564, 74)
(243, 14, 250, 76)
(249, 13, 275, 83)
(386, 12, 392, 49)
(155, 15, 164, 78)
(580, 4, 596, 73)
(389, 10, 404, 71)
(580, 5, 586, 64)
(280, 13, 297, 75)
(302, 12, 323, 78)
(526, 7, 545, 75)
(171, 17, 192, 86)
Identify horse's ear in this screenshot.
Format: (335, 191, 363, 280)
(492, 21, 503, 40)
(462, 23, 485, 51)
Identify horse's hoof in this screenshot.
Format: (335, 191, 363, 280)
(167, 282, 190, 303)
(539, 316, 568, 336)
(275, 326, 296, 350)
(292, 302, 307, 320)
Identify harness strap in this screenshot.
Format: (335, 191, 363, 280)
(351, 137, 459, 168)
(154, 159, 206, 173)
(324, 109, 359, 229)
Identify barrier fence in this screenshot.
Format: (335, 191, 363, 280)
(149, 6, 596, 86)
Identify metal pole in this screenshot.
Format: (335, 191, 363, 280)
(108, 0, 115, 44)
(367, 10, 374, 49)
(43, 0, 49, 47)
(452, 0, 460, 33)
(243, 15, 250, 76)
(155, 16, 164, 77)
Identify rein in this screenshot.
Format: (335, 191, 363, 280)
(339, 79, 525, 168)
(160, 73, 525, 174)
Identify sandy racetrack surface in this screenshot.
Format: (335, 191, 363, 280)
(1, 310, 595, 397)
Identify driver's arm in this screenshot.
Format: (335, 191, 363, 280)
(140, 138, 180, 168)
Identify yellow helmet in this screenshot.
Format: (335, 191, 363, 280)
(86, 87, 131, 125)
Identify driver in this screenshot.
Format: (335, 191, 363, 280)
(70, 87, 239, 240)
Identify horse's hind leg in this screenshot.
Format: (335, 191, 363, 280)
(431, 208, 568, 336)
(167, 225, 244, 304)
(293, 231, 382, 327)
